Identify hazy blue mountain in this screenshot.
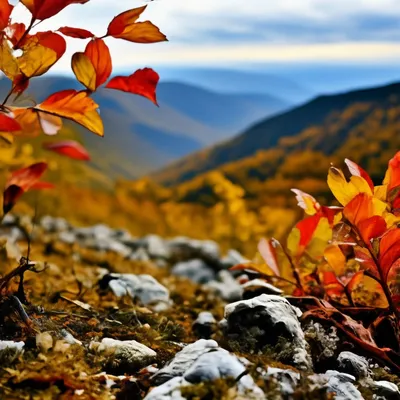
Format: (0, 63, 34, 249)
(0, 74, 292, 178)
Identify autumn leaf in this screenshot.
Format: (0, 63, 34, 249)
(106, 68, 159, 105)
(84, 39, 112, 88)
(34, 90, 103, 136)
(71, 53, 96, 91)
(58, 26, 94, 39)
(291, 189, 320, 215)
(3, 162, 48, 214)
(384, 151, 400, 193)
(43, 140, 90, 160)
(6, 23, 27, 46)
(18, 44, 58, 78)
(21, 0, 90, 21)
(0, 38, 19, 81)
(379, 229, 400, 281)
(328, 166, 373, 206)
(0, 0, 13, 31)
(106, 5, 167, 43)
(257, 238, 281, 276)
(345, 158, 374, 191)
(0, 112, 21, 132)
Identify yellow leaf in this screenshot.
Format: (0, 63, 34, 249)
(0, 39, 19, 80)
(71, 52, 96, 91)
(328, 166, 372, 206)
(18, 45, 57, 77)
(34, 90, 103, 136)
(374, 185, 388, 202)
(324, 244, 346, 276)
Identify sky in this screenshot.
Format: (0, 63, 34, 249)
(9, 0, 400, 73)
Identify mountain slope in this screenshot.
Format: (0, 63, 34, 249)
(0, 75, 291, 178)
(157, 67, 313, 103)
(152, 81, 400, 186)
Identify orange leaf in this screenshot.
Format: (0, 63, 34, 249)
(106, 6, 167, 44)
(379, 229, 400, 280)
(346, 271, 364, 292)
(43, 140, 90, 161)
(31, 181, 54, 190)
(257, 238, 281, 276)
(357, 216, 387, 248)
(58, 26, 94, 39)
(3, 162, 48, 214)
(6, 23, 28, 46)
(21, 0, 89, 21)
(343, 193, 384, 227)
(295, 214, 321, 248)
(322, 270, 344, 299)
(85, 39, 112, 88)
(345, 158, 374, 191)
(384, 151, 400, 192)
(106, 68, 159, 105)
(0, 112, 21, 132)
(34, 90, 103, 136)
(0, 0, 13, 31)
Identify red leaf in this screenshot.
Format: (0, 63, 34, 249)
(384, 151, 400, 191)
(85, 39, 112, 88)
(33, 31, 66, 59)
(296, 214, 321, 247)
(6, 23, 28, 46)
(322, 270, 345, 298)
(7, 162, 48, 191)
(0, 0, 13, 31)
(345, 158, 374, 191)
(257, 238, 281, 276)
(3, 162, 48, 214)
(379, 229, 400, 281)
(3, 185, 24, 214)
(21, 0, 90, 21)
(58, 26, 94, 39)
(43, 140, 90, 161)
(0, 112, 21, 132)
(31, 181, 55, 190)
(106, 68, 159, 105)
(358, 216, 387, 248)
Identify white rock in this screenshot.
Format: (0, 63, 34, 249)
(172, 259, 215, 284)
(90, 338, 156, 369)
(206, 270, 243, 301)
(108, 273, 171, 309)
(224, 294, 312, 370)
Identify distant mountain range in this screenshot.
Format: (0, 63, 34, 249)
(0, 72, 301, 178)
(151, 81, 400, 194)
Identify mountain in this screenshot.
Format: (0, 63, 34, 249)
(151, 81, 400, 187)
(156, 67, 312, 103)
(0, 75, 291, 178)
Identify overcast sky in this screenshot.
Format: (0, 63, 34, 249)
(9, 0, 400, 72)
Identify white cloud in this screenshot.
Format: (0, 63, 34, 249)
(8, 0, 400, 72)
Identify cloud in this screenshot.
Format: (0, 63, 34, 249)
(8, 0, 400, 71)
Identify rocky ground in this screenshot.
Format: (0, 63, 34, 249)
(0, 215, 398, 399)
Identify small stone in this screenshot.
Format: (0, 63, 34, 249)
(104, 273, 171, 310)
(192, 312, 217, 339)
(337, 351, 370, 378)
(206, 270, 243, 301)
(60, 329, 82, 346)
(373, 380, 400, 399)
(172, 259, 216, 284)
(36, 332, 53, 353)
(130, 247, 150, 262)
(90, 338, 156, 370)
(220, 249, 249, 268)
(242, 278, 283, 299)
(0, 341, 24, 364)
(143, 234, 171, 259)
(263, 367, 300, 396)
(224, 294, 312, 370)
